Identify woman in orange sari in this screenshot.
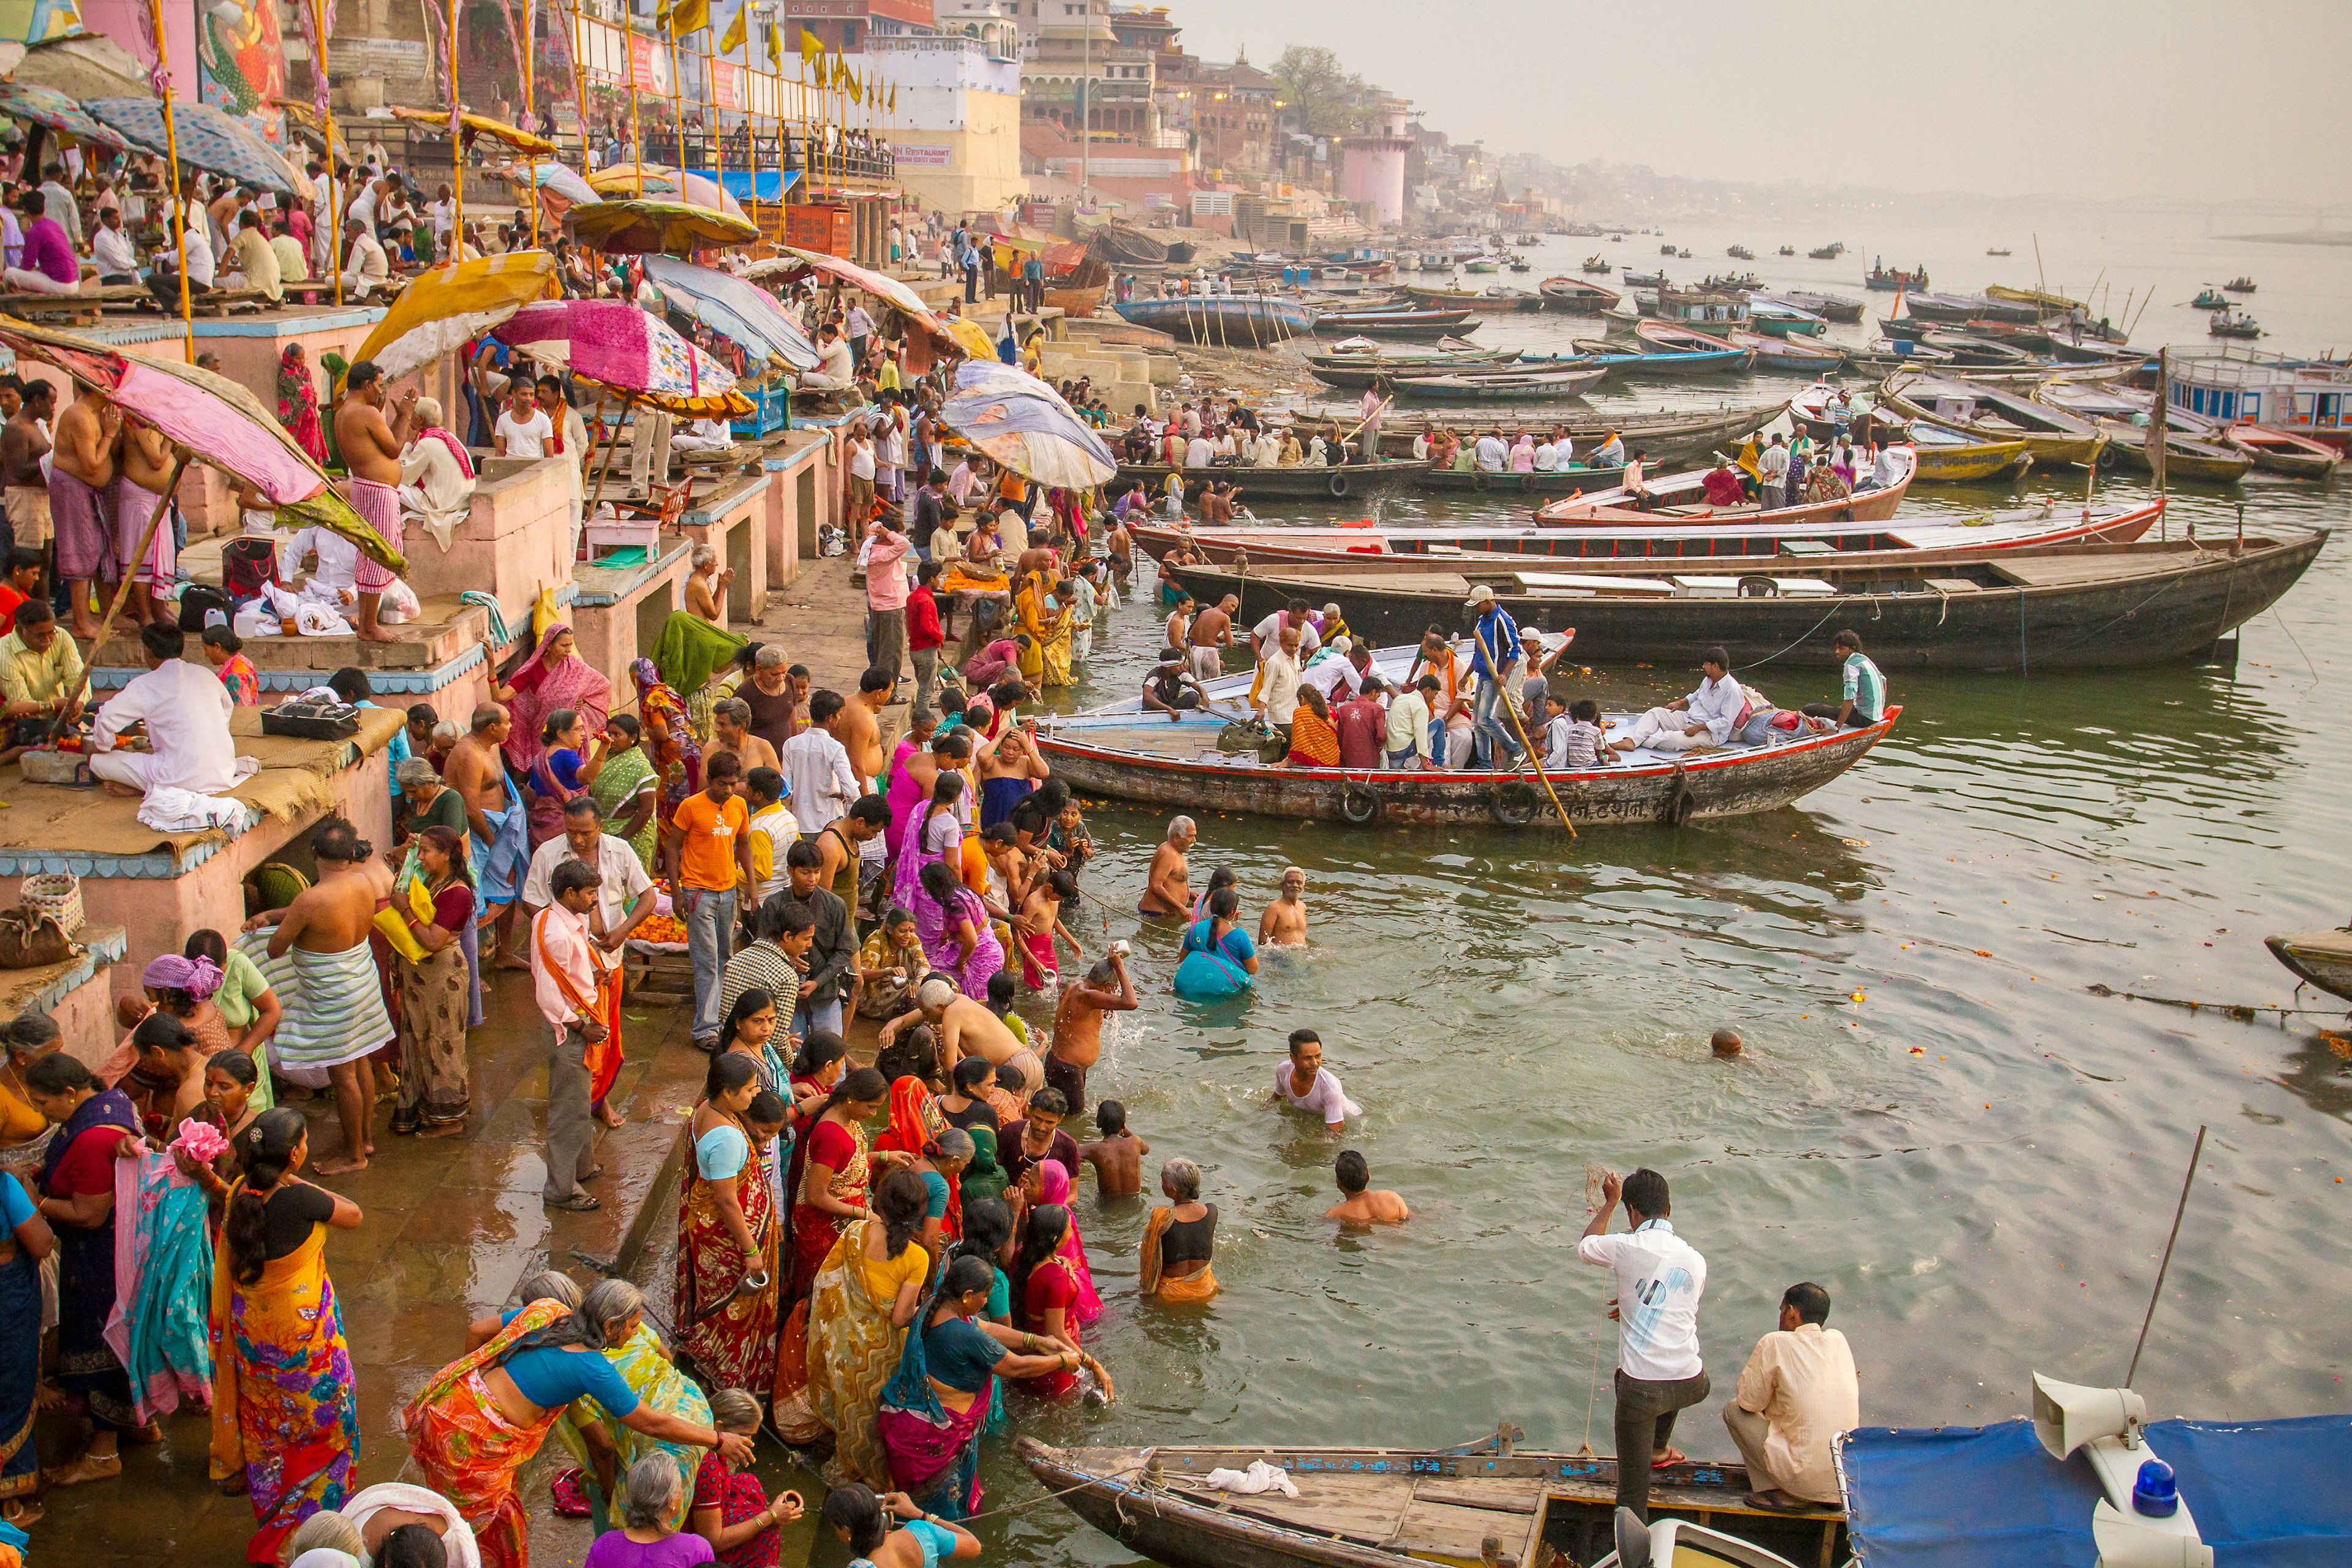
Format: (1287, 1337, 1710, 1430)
(208, 1109, 363, 1563)
(783, 1068, 894, 1308)
(402, 1278, 752, 1568)
(676, 1055, 781, 1396)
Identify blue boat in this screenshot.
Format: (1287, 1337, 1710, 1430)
(1114, 293, 1316, 346)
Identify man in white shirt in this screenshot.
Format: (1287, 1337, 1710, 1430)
(1865, 443, 1904, 492)
(88, 622, 241, 797)
(1183, 431, 1215, 469)
(1613, 644, 1746, 753)
(743, 767, 800, 906)
(1271, 1028, 1359, 1131)
(521, 796, 657, 958)
(494, 384, 554, 459)
(338, 217, 389, 298)
(802, 323, 857, 392)
(1757, 434, 1792, 510)
(36, 164, 77, 249)
(1303, 640, 1371, 705)
(148, 203, 214, 308)
(1474, 429, 1510, 472)
(1253, 623, 1304, 730)
(282, 521, 363, 601)
(1579, 1167, 1709, 1521)
(91, 207, 140, 283)
(1725, 1281, 1859, 1511)
(775, 688, 861, 835)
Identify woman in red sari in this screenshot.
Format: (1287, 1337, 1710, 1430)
(783, 1067, 894, 1308)
(486, 623, 612, 783)
(277, 345, 328, 466)
(1010, 1203, 1110, 1401)
(677, 1055, 781, 1396)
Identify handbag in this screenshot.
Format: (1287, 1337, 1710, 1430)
(0, 907, 74, 970)
(371, 878, 440, 965)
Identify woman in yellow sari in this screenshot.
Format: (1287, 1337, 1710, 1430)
(806, 1170, 933, 1488)
(551, 1314, 714, 1536)
(1035, 579, 1077, 688)
(1012, 574, 1054, 685)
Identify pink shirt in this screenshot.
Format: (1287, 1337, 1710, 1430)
(531, 903, 598, 1031)
(865, 527, 910, 611)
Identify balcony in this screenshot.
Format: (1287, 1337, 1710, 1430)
(616, 123, 898, 184)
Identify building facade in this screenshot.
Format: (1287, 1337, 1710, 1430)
(861, 32, 1025, 214)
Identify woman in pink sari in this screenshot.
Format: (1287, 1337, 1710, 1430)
(487, 624, 612, 781)
(1029, 1161, 1102, 1328)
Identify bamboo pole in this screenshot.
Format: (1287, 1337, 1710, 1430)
(447, 0, 465, 239)
(669, 28, 686, 179)
(146, 0, 194, 363)
(58, 446, 193, 727)
(524, 0, 540, 247)
(314, 0, 342, 307)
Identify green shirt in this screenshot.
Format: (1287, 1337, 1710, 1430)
(213, 949, 273, 1030)
(1842, 652, 1886, 722)
(0, 628, 83, 708)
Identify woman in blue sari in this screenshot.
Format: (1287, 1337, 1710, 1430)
(1172, 888, 1258, 998)
(875, 1255, 1071, 1520)
(0, 1166, 53, 1526)
(25, 1054, 144, 1488)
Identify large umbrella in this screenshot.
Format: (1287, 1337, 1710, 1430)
(780, 245, 932, 320)
(389, 105, 560, 157)
(0, 316, 402, 570)
(642, 255, 820, 373)
(0, 81, 134, 153)
(588, 164, 748, 222)
(938, 361, 1116, 488)
(939, 316, 998, 361)
(568, 198, 760, 255)
(351, 251, 560, 382)
(88, 97, 314, 201)
(492, 300, 752, 417)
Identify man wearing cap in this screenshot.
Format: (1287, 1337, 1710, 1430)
(1464, 584, 1525, 771)
(1613, 644, 1746, 755)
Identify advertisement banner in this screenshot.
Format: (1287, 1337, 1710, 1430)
(711, 58, 742, 111)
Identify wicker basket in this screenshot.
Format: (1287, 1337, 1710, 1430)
(19, 872, 81, 936)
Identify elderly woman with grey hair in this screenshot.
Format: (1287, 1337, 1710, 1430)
(404, 1275, 753, 1565)
(398, 395, 479, 551)
(1139, 1156, 1218, 1302)
(551, 1276, 732, 1537)
(589, 1454, 705, 1568)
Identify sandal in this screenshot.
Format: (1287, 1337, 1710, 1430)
(1651, 1447, 1687, 1469)
(546, 1193, 601, 1213)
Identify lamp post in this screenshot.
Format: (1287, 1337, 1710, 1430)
(1079, 0, 1089, 207)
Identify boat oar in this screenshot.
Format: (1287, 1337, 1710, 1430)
(1476, 621, 1575, 837)
(54, 442, 194, 737)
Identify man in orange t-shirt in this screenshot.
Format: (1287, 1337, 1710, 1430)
(662, 750, 755, 1048)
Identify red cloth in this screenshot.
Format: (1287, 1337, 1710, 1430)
(1335, 696, 1387, 768)
(0, 586, 22, 638)
(694, 1454, 782, 1568)
(49, 1121, 126, 1196)
(906, 586, 944, 652)
(1019, 1261, 1080, 1396)
(1701, 467, 1746, 506)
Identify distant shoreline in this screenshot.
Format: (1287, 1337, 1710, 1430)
(2226, 230, 2352, 247)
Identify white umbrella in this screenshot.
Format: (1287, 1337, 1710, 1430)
(939, 362, 1116, 489)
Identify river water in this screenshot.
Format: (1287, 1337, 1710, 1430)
(836, 222, 2351, 1566)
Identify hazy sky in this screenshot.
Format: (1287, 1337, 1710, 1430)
(1166, 0, 2352, 208)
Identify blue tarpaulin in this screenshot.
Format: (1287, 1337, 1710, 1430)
(712, 169, 800, 202)
(1841, 1415, 2352, 1568)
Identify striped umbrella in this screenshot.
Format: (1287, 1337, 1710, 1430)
(642, 255, 821, 373)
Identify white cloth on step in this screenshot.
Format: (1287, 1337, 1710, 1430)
(296, 601, 354, 636)
(137, 786, 255, 834)
(1204, 1462, 1298, 1498)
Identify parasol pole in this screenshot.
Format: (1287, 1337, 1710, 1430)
(670, 24, 686, 184)
(58, 445, 194, 726)
(447, 0, 465, 241)
(146, 0, 195, 363)
(585, 392, 631, 516)
(524, 0, 540, 247)
(314, 0, 342, 307)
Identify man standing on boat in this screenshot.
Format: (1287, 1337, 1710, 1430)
(1579, 1167, 1709, 1522)
(1757, 434, 1791, 510)
(1465, 586, 1525, 771)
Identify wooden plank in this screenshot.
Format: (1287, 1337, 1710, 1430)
(1923, 577, 1984, 593)
(1166, 1473, 1415, 1547)
(1384, 1498, 1540, 1564)
(1408, 1476, 1547, 1514)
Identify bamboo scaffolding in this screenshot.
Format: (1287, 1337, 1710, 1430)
(145, 0, 194, 362)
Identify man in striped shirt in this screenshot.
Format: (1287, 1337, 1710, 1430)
(1802, 630, 1886, 728)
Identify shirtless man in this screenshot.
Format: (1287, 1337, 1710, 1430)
(258, 820, 395, 1173)
(840, 666, 891, 786)
(1, 382, 51, 590)
(446, 703, 527, 967)
(876, 975, 1022, 1077)
(1259, 865, 1310, 947)
(50, 385, 122, 638)
(1163, 592, 1193, 658)
(1325, 1149, 1410, 1224)
(1104, 517, 1134, 590)
(1046, 948, 1137, 1120)
(1077, 1098, 1148, 1199)
(332, 359, 418, 643)
(706, 698, 778, 779)
(1188, 593, 1237, 679)
(112, 418, 182, 627)
(1139, 815, 1196, 917)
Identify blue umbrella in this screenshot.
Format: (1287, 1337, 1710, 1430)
(0, 82, 135, 153)
(643, 255, 821, 373)
(941, 362, 1117, 488)
(88, 97, 312, 200)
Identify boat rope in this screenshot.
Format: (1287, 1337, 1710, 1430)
(1730, 601, 1845, 672)
(2266, 605, 2320, 690)
(973, 1464, 1148, 1525)
(2041, 550, 2222, 658)
(2086, 982, 2349, 1024)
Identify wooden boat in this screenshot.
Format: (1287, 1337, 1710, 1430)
(2192, 286, 2230, 310)
(1350, 401, 1790, 466)
(1880, 373, 2108, 468)
(1983, 284, 2086, 315)
(2031, 382, 2257, 482)
(1907, 421, 2036, 481)
(1536, 446, 1916, 523)
(2267, 926, 2352, 1003)
(2225, 275, 2256, 293)
(1647, 285, 1750, 330)
(1581, 254, 1612, 274)
(2209, 308, 2263, 339)
(1724, 330, 1844, 373)
(1539, 276, 1621, 312)
(1388, 368, 1609, 403)
(1571, 340, 1754, 377)
(1019, 1439, 1850, 1568)
(1464, 259, 1501, 274)
(1112, 458, 1425, 503)
(1134, 493, 2158, 572)
(1918, 331, 2037, 368)
(1809, 242, 1845, 259)
(1987, 245, 2012, 255)
(1114, 293, 1314, 345)
(1777, 244, 1796, 255)
(1412, 459, 1629, 496)
(2223, 423, 2342, 478)
(1678, 247, 1693, 258)
(1310, 307, 1480, 340)
(1150, 524, 2322, 672)
(1041, 254, 1112, 317)
(1743, 300, 1830, 339)
(1634, 319, 1740, 354)
(1866, 260, 1928, 290)
(1728, 244, 1755, 260)
(1756, 289, 1863, 323)
(1621, 268, 1669, 288)
(1660, 242, 1678, 255)
(1406, 285, 1548, 314)
(1901, 291, 2040, 326)
(1028, 653, 1901, 830)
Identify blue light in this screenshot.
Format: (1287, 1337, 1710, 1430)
(2132, 1457, 2179, 1518)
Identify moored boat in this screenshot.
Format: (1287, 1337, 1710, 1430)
(1018, 1436, 1850, 1568)
(1113, 458, 1426, 502)
(2032, 382, 2256, 482)
(1405, 285, 1548, 313)
(1539, 276, 1622, 312)
(2222, 423, 2342, 478)
(1880, 372, 2109, 468)
(1724, 330, 1845, 374)
(1536, 446, 1918, 522)
(1570, 340, 1755, 377)
(1906, 420, 2036, 481)
(1309, 306, 1481, 339)
(1412, 459, 1630, 496)
(2267, 925, 2352, 1002)
(1351, 399, 1789, 465)
(1755, 288, 1864, 323)
(1150, 524, 2323, 672)
(1387, 368, 1609, 402)
(1114, 293, 1315, 345)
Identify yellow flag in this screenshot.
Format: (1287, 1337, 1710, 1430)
(660, 0, 708, 34)
(717, 2, 745, 55)
(799, 26, 822, 66)
(767, 15, 785, 70)
(888, 84, 897, 114)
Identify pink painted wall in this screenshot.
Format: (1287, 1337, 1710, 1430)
(1340, 143, 1408, 226)
(80, 1, 203, 100)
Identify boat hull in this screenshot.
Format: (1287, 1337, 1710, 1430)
(2228, 426, 2342, 479)
(1113, 460, 1423, 502)
(1157, 533, 2324, 672)
(1412, 462, 1629, 496)
(2267, 929, 2352, 1003)
(1913, 440, 2035, 481)
(1358, 401, 1788, 466)
(1114, 296, 1314, 345)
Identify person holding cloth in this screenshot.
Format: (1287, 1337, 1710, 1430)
(1578, 1167, 1708, 1522)
(531, 859, 610, 1212)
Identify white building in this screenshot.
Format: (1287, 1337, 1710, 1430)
(859, 33, 1027, 214)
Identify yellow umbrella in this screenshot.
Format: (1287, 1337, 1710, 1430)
(351, 251, 563, 381)
(941, 317, 997, 361)
(271, 97, 352, 161)
(389, 105, 560, 157)
(586, 163, 750, 222)
(568, 198, 761, 255)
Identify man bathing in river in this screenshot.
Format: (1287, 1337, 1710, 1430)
(332, 359, 418, 643)
(1188, 593, 1237, 678)
(1139, 815, 1196, 916)
(1325, 1150, 1409, 1224)
(1259, 867, 1310, 946)
(878, 975, 1024, 1076)
(1047, 947, 1137, 1119)
(1078, 1099, 1148, 1198)
(1273, 1028, 1360, 1131)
